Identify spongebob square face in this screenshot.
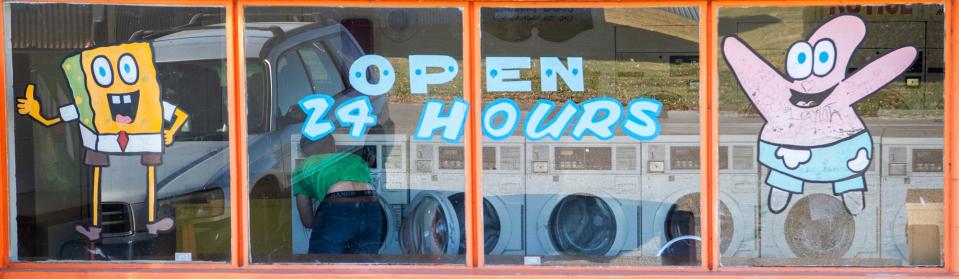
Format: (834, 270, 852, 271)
(81, 42, 163, 135)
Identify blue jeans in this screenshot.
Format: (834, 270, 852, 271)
(308, 201, 385, 254)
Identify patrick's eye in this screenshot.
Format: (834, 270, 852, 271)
(91, 56, 113, 87)
(813, 40, 836, 76)
(786, 42, 813, 80)
(118, 54, 139, 85)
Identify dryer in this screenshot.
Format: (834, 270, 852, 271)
(524, 137, 642, 261)
(878, 128, 945, 266)
(756, 134, 883, 264)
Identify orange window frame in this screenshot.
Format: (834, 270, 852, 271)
(0, 0, 953, 278)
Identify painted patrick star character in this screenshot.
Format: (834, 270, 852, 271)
(722, 15, 917, 215)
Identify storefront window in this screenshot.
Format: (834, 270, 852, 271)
(480, 7, 701, 266)
(1, 0, 955, 275)
(5, 3, 231, 261)
(718, 4, 945, 267)
(244, 6, 466, 264)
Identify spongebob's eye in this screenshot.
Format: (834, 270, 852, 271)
(786, 42, 813, 80)
(91, 56, 113, 87)
(813, 39, 836, 76)
(118, 54, 139, 85)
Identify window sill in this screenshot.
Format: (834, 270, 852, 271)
(3, 266, 956, 278)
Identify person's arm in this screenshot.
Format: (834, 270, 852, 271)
(295, 194, 315, 228)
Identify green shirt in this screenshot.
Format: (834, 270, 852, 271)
(292, 153, 373, 200)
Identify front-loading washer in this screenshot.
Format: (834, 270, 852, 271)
(756, 134, 883, 264)
(878, 127, 945, 266)
(524, 137, 641, 261)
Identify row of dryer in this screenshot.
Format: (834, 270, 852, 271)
(288, 127, 944, 266)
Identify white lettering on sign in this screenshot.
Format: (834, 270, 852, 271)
(298, 55, 663, 143)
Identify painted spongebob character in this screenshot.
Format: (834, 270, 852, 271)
(722, 15, 917, 215)
(17, 42, 188, 241)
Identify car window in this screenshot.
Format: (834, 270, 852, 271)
(247, 59, 269, 133)
(157, 60, 228, 141)
(322, 33, 364, 70)
(276, 50, 312, 126)
(296, 45, 346, 95)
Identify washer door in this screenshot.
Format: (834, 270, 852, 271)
(448, 193, 502, 255)
(548, 194, 617, 256)
(400, 191, 460, 255)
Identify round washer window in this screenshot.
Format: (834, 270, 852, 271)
(784, 193, 855, 258)
(449, 193, 502, 255)
(665, 193, 733, 254)
(400, 197, 450, 255)
(548, 194, 617, 256)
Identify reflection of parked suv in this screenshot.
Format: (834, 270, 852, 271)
(60, 20, 390, 261)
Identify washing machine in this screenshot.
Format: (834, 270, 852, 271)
(524, 137, 642, 261)
(477, 136, 527, 256)
(715, 134, 761, 261)
(288, 134, 408, 255)
(641, 134, 756, 261)
(642, 133, 759, 259)
(756, 134, 883, 264)
(404, 137, 523, 257)
(878, 127, 945, 266)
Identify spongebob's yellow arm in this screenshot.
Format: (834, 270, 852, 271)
(164, 108, 188, 145)
(16, 84, 61, 127)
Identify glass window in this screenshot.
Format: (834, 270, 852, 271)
(480, 7, 701, 266)
(276, 50, 313, 126)
(6, 3, 230, 262)
(297, 45, 347, 95)
(247, 60, 270, 133)
(718, 4, 945, 267)
(245, 7, 465, 264)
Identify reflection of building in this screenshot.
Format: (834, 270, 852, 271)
(806, 5, 945, 85)
(246, 7, 463, 58)
(481, 8, 699, 63)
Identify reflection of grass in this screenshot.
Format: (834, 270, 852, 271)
(387, 57, 700, 111)
(386, 57, 464, 103)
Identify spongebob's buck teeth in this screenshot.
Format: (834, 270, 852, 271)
(110, 94, 134, 104)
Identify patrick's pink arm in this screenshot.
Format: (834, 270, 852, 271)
(833, 46, 918, 105)
(721, 36, 790, 118)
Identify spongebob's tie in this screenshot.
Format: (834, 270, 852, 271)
(117, 131, 129, 151)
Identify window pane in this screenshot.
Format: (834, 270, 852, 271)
(6, 3, 230, 262)
(297, 45, 347, 95)
(245, 7, 465, 264)
(276, 50, 312, 126)
(480, 7, 700, 266)
(718, 4, 945, 267)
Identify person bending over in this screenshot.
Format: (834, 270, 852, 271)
(294, 136, 383, 254)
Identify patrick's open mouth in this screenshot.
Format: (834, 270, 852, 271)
(789, 84, 836, 108)
(107, 91, 139, 124)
